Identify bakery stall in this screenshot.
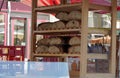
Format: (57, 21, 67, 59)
(30, 0, 117, 78)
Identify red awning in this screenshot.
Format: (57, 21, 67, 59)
(21, 0, 120, 11)
(21, 0, 112, 6)
(21, 0, 60, 6)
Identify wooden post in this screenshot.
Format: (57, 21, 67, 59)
(80, 0, 89, 78)
(60, 0, 67, 4)
(111, 0, 117, 75)
(30, 0, 37, 61)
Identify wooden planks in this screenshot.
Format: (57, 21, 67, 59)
(31, 0, 37, 61)
(80, 0, 89, 78)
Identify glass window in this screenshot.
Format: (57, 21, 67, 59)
(88, 34, 111, 54)
(12, 18, 26, 46)
(87, 59, 109, 73)
(0, 14, 5, 45)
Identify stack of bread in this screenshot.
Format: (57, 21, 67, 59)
(35, 45, 49, 54)
(35, 37, 63, 54)
(68, 37, 81, 53)
(56, 11, 81, 20)
(38, 11, 81, 30)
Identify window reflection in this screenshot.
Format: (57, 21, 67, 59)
(0, 14, 4, 45)
(88, 34, 111, 54)
(14, 19, 26, 46)
(87, 59, 109, 73)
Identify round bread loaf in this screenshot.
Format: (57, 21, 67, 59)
(48, 46, 62, 53)
(55, 12, 68, 21)
(53, 21, 65, 29)
(49, 37, 63, 45)
(69, 37, 81, 45)
(37, 38, 50, 46)
(68, 11, 81, 20)
(35, 45, 49, 53)
(66, 20, 80, 28)
(68, 46, 80, 53)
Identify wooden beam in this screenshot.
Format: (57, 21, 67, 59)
(110, 0, 117, 74)
(30, 0, 37, 61)
(90, 3, 111, 12)
(35, 3, 82, 13)
(34, 53, 80, 57)
(88, 54, 108, 59)
(88, 28, 110, 34)
(80, 0, 89, 78)
(86, 73, 115, 78)
(60, 0, 67, 4)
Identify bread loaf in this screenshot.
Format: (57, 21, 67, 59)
(48, 46, 62, 53)
(49, 37, 63, 45)
(53, 21, 65, 29)
(55, 12, 68, 21)
(68, 46, 80, 53)
(69, 37, 81, 45)
(68, 11, 81, 20)
(35, 45, 48, 53)
(37, 38, 50, 46)
(66, 20, 80, 28)
(38, 22, 54, 30)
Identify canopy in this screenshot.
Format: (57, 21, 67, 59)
(21, 0, 118, 6)
(21, 0, 120, 11)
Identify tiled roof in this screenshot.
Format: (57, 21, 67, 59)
(0, 1, 31, 12)
(11, 1, 31, 12)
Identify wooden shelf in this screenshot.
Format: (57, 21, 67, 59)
(31, 0, 117, 78)
(35, 3, 82, 13)
(34, 29, 80, 35)
(88, 54, 108, 59)
(34, 28, 110, 35)
(34, 53, 80, 57)
(86, 73, 114, 78)
(88, 28, 110, 34)
(35, 3, 111, 13)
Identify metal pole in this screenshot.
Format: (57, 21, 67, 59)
(7, 1, 11, 45)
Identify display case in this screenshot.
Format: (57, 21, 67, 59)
(30, 0, 117, 78)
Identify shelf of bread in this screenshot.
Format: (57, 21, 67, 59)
(35, 37, 81, 56)
(34, 53, 80, 57)
(87, 54, 108, 59)
(35, 3, 111, 13)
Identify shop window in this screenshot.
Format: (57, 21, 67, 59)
(14, 19, 26, 46)
(101, 15, 111, 28)
(11, 18, 26, 46)
(0, 14, 5, 45)
(88, 12, 111, 28)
